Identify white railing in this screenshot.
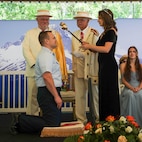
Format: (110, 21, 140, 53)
(0, 71, 78, 113)
(0, 71, 27, 112)
(1, 70, 124, 114)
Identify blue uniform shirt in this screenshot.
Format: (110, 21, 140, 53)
(35, 46, 62, 87)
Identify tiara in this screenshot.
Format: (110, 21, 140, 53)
(103, 9, 112, 18)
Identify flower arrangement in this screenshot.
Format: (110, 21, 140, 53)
(64, 115, 142, 142)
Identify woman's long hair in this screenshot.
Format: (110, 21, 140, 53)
(99, 9, 117, 33)
(124, 46, 142, 82)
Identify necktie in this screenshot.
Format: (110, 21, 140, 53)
(80, 31, 84, 41)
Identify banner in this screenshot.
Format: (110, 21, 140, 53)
(0, 19, 142, 71)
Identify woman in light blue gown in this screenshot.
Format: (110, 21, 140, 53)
(120, 46, 142, 127)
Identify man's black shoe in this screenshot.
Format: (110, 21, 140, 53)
(9, 113, 20, 135)
(9, 125, 19, 135)
(11, 113, 20, 124)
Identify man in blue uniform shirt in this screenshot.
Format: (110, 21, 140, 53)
(9, 31, 62, 134)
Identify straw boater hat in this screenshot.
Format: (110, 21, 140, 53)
(74, 11, 92, 19)
(35, 10, 52, 17)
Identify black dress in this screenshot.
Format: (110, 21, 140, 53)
(96, 30, 120, 121)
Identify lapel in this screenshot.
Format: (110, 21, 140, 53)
(83, 27, 92, 42)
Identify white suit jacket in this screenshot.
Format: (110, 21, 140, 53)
(72, 26, 98, 83)
(22, 27, 68, 79)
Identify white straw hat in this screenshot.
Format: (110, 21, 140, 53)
(74, 11, 92, 19)
(35, 10, 52, 17)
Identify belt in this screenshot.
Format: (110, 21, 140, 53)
(39, 86, 61, 90)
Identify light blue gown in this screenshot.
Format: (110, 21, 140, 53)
(120, 72, 142, 127)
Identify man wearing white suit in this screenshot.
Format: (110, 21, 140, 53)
(22, 10, 67, 116)
(72, 11, 99, 124)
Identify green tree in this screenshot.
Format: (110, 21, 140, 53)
(0, 1, 142, 20)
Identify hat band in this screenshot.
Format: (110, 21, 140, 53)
(37, 12, 52, 16)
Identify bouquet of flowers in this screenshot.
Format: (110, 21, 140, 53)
(64, 115, 142, 142)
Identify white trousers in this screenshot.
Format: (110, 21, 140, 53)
(74, 76, 99, 124)
(26, 77, 39, 116)
(74, 76, 88, 124)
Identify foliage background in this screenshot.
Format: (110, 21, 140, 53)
(0, 1, 142, 20)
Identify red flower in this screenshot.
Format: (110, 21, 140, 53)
(104, 140, 110, 142)
(96, 123, 102, 129)
(78, 135, 85, 142)
(130, 121, 139, 128)
(126, 116, 135, 122)
(85, 122, 92, 130)
(105, 115, 115, 122)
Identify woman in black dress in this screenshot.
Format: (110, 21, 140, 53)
(80, 9, 120, 121)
